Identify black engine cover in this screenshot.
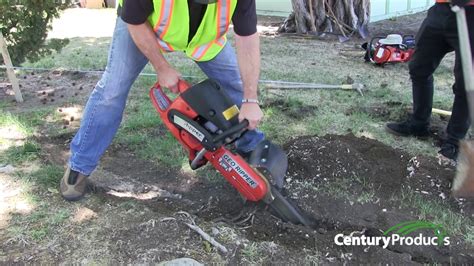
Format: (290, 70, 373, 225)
(180, 79, 240, 131)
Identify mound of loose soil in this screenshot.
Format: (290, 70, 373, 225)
(281, 134, 473, 264)
(286, 134, 409, 195)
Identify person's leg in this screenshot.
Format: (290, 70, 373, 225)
(69, 17, 149, 175)
(386, 5, 452, 137)
(196, 43, 265, 153)
(410, 6, 452, 127)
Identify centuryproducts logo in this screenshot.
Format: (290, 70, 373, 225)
(335, 221, 450, 248)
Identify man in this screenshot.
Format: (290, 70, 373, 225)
(386, 0, 474, 160)
(60, 0, 265, 201)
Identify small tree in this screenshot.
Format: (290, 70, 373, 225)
(279, 0, 371, 40)
(0, 0, 70, 65)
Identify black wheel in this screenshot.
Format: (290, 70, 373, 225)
(268, 186, 312, 226)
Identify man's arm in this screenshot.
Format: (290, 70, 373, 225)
(235, 32, 264, 130)
(127, 22, 181, 93)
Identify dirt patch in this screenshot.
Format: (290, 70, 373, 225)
(18, 132, 472, 264)
(0, 70, 97, 111)
(345, 101, 406, 120)
(263, 98, 318, 120)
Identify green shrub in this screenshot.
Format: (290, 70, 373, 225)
(0, 0, 70, 65)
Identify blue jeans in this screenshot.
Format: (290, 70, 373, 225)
(69, 17, 265, 175)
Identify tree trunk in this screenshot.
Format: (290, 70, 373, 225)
(279, 0, 371, 40)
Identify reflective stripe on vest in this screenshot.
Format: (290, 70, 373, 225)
(190, 0, 231, 61)
(158, 39, 174, 52)
(217, 0, 231, 37)
(192, 36, 226, 61)
(154, 0, 175, 52)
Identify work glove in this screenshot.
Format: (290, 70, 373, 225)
(452, 0, 471, 7)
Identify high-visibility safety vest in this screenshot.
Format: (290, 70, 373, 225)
(118, 0, 237, 62)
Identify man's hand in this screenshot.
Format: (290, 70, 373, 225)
(239, 103, 263, 130)
(157, 66, 181, 93)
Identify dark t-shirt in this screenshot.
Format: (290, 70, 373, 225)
(119, 0, 257, 41)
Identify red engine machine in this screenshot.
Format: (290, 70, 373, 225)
(364, 34, 416, 66)
(150, 79, 310, 226)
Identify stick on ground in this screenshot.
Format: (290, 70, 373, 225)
(175, 211, 229, 254)
(184, 223, 228, 254)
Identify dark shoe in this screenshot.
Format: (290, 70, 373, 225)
(386, 120, 429, 138)
(60, 167, 89, 201)
(439, 142, 459, 161)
